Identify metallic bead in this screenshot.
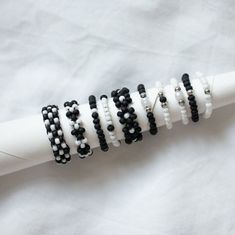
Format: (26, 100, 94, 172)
(158, 92, 164, 97)
(179, 99, 185, 106)
(140, 93, 146, 98)
(146, 107, 152, 112)
(161, 102, 167, 108)
(187, 89, 194, 95)
(205, 89, 210, 94)
(175, 86, 181, 92)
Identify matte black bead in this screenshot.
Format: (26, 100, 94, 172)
(137, 84, 145, 91)
(188, 95, 195, 101)
(182, 73, 189, 81)
(186, 85, 193, 91)
(150, 128, 158, 135)
(90, 103, 97, 109)
(64, 101, 70, 107)
(89, 95, 96, 103)
(94, 124, 101, 130)
(111, 90, 117, 97)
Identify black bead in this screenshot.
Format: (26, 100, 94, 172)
(100, 94, 108, 100)
(107, 125, 115, 131)
(160, 96, 167, 103)
(92, 112, 98, 119)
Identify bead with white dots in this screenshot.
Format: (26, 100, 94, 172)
(197, 72, 213, 119)
(100, 96, 120, 147)
(170, 78, 189, 125)
(156, 81, 173, 129)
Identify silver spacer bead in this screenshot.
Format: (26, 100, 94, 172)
(179, 99, 185, 106)
(175, 86, 181, 92)
(187, 89, 194, 95)
(158, 92, 164, 97)
(205, 89, 211, 94)
(146, 107, 152, 112)
(161, 102, 167, 108)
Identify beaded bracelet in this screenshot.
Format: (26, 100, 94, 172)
(170, 78, 189, 125)
(89, 95, 109, 152)
(155, 81, 173, 129)
(100, 95, 121, 147)
(181, 73, 199, 122)
(137, 84, 158, 135)
(111, 87, 143, 144)
(42, 105, 71, 164)
(64, 100, 93, 159)
(197, 73, 213, 119)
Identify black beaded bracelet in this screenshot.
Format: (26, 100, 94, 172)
(181, 73, 199, 122)
(89, 95, 109, 152)
(111, 87, 143, 144)
(137, 84, 158, 135)
(42, 105, 71, 164)
(64, 100, 93, 159)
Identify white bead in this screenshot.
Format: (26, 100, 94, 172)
(61, 142, 67, 148)
(76, 118, 81, 124)
(119, 96, 125, 102)
(82, 138, 88, 144)
(69, 120, 75, 126)
(69, 107, 74, 112)
(57, 130, 63, 136)
(59, 150, 64, 155)
(75, 140, 81, 146)
(124, 113, 130, 119)
(129, 128, 135, 134)
(50, 124, 56, 131)
(55, 156, 61, 161)
(62, 159, 67, 163)
(80, 143, 85, 149)
(44, 119, 50, 126)
(48, 132, 53, 139)
(65, 154, 70, 159)
(42, 110, 47, 115)
(74, 123, 79, 129)
(48, 112, 53, 118)
(52, 108, 57, 113)
(55, 138, 60, 144)
(52, 145, 58, 151)
(91, 108, 97, 113)
(54, 117, 59, 123)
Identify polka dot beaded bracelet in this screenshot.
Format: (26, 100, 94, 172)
(100, 95, 120, 147)
(197, 73, 213, 119)
(137, 84, 158, 135)
(64, 100, 93, 159)
(182, 73, 199, 122)
(89, 95, 109, 152)
(155, 81, 173, 129)
(170, 78, 189, 125)
(111, 87, 143, 144)
(42, 105, 71, 164)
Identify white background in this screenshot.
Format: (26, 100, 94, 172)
(0, 0, 235, 234)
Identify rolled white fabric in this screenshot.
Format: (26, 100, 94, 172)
(0, 71, 235, 176)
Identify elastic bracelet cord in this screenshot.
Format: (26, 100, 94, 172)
(137, 84, 158, 135)
(89, 95, 109, 152)
(100, 95, 121, 147)
(182, 73, 199, 122)
(155, 81, 173, 129)
(64, 100, 93, 159)
(42, 105, 71, 164)
(170, 78, 189, 125)
(196, 73, 213, 119)
(111, 87, 143, 144)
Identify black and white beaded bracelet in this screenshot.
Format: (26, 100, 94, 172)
(100, 95, 121, 147)
(64, 100, 93, 159)
(89, 95, 109, 152)
(182, 73, 199, 122)
(137, 84, 158, 135)
(42, 105, 71, 164)
(111, 87, 143, 144)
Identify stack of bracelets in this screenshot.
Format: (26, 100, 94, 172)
(42, 73, 213, 164)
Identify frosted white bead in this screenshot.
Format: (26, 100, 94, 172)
(82, 138, 88, 144)
(42, 110, 47, 115)
(62, 159, 67, 163)
(69, 107, 74, 112)
(48, 132, 53, 139)
(65, 154, 70, 159)
(74, 123, 79, 130)
(91, 108, 98, 113)
(76, 118, 82, 124)
(52, 107, 57, 113)
(75, 140, 81, 146)
(55, 156, 61, 161)
(69, 120, 75, 126)
(54, 117, 59, 123)
(59, 150, 64, 155)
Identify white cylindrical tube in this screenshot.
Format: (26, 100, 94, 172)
(0, 71, 235, 176)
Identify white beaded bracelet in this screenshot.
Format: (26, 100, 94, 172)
(155, 81, 173, 129)
(197, 73, 213, 119)
(170, 78, 189, 125)
(100, 95, 120, 147)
